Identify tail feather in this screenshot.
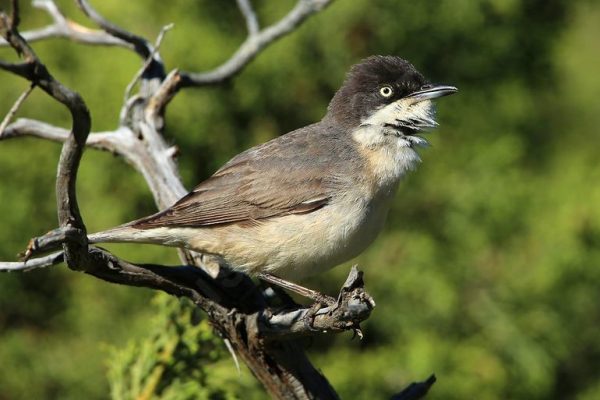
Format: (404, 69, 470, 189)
(88, 225, 148, 244)
(88, 224, 195, 249)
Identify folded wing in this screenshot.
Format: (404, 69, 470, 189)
(133, 128, 343, 229)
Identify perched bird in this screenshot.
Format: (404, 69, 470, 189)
(90, 56, 456, 284)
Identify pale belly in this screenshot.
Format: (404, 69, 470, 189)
(188, 190, 396, 280)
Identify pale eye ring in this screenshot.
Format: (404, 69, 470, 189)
(379, 85, 393, 98)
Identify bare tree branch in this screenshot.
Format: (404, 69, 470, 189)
(20, 226, 86, 260)
(66, 0, 168, 102)
(0, 114, 187, 209)
(0, 219, 374, 344)
(0, 118, 124, 152)
(0, 0, 130, 49)
(0, 118, 70, 140)
(122, 23, 173, 117)
(0, 1, 405, 398)
(0, 83, 34, 135)
(0, 243, 373, 344)
(1, 4, 92, 272)
(151, 0, 334, 109)
(237, 0, 260, 36)
(180, 0, 333, 86)
(0, 251, 63, 272)
(75, 0, 153, 59)
(1, 4, 92, 261)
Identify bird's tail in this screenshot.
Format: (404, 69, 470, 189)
(87, 223, 189, 248)
(88, 224, 144, 244)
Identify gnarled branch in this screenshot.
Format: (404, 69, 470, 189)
(0, 1, 435, 399)
(0, 1, 347, 398)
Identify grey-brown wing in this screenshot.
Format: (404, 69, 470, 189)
(133, 130, 342, 228)
(133, 175, 331, 228)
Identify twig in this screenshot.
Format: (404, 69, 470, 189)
(223, 338, 241, 375)
(181, 0, 333, 86)
(0, 251, 63, 272)
(236, 0, 259, 36)
(390, 375, 437, 400)
(0, 0, 130, 49)
(21, 226, 86, 260)
(9, 0, 20, 29)
(0, 83, 35, 135)
(122, 23, 173, 107)
(150, 0, 334, 109)
(0, 118, 132, 154)
(34, 0, 66, 25)
(75, 0, 153, 59)
(74, 0, 168, 113)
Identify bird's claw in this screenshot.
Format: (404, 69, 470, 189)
(351, 325, 364, 340)
(304, 301, 326, 332)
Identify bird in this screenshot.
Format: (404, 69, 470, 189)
(89, 55, 457, 289)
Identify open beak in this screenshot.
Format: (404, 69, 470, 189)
(407, 85, 458, 102)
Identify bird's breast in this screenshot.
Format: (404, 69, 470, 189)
(188, 184, 396, 280)
(332, 185, 397, 258)
(265, 185, 397, 279)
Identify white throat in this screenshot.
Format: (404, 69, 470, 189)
(352, 124, 421, 188)
(351, 98, 437, 187)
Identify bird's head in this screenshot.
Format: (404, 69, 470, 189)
(326, 55, 457, 149)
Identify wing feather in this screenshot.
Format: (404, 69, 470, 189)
(133, 127, 343, 229)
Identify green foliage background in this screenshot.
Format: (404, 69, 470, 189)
(1, 0, 599, 398)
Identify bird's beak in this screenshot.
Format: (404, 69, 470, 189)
(407, 85, 458, 102)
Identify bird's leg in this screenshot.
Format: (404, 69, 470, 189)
(258, 280, 299, 308)
(257, 273, 337, 307)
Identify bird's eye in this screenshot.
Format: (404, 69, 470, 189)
(379, 85, 393, 98)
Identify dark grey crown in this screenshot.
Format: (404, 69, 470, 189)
(326, 56, 428, 129)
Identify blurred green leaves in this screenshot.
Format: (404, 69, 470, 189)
(108, 297, 241, 400)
